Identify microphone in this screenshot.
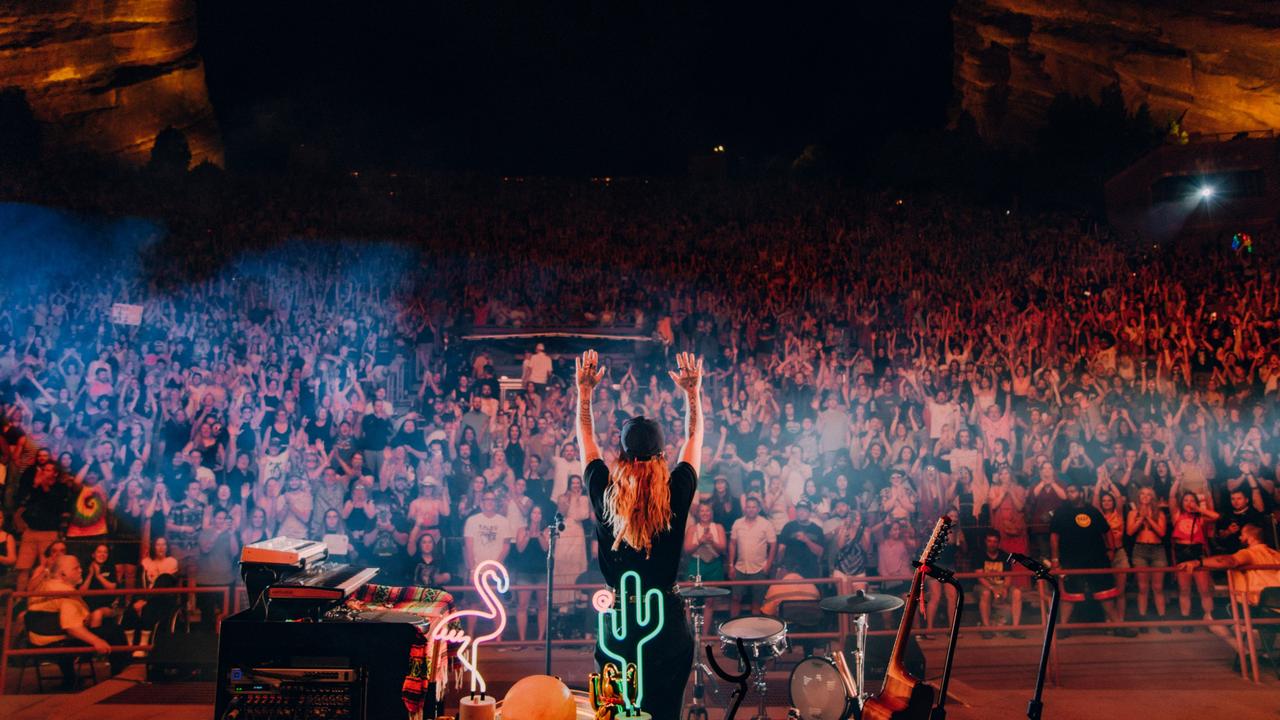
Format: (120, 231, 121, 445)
(1005, 551, 1053, 578)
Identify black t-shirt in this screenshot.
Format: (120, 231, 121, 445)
(1049, 502, 1109, 569)
(21, 482, 70, 531)
(1215, 508, 1269, 553)
(587, 458, 696, 590)
(361, 415, 393, 451)
(306, 420, 334, 448)
(779, 519, 825, 578)
(86, 564, 118, 610)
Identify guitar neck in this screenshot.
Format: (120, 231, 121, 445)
(884, 566, 925, 677)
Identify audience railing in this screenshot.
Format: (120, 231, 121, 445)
(0, 585, 230, 695)
(3, 565, 1274, 694)
(437, 564, 1280, 686)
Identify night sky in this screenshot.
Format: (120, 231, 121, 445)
(197, 1, 955, 175)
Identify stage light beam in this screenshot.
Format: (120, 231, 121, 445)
(1197, 186, 1214, 199)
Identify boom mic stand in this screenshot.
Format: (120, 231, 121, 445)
(1005, 552, 1059, 720)
(914, 561, 964, 720)
(545, 511, 566, 675)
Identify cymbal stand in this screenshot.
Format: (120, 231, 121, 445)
(684, 590, 709, 720)
(852, 612, 869, 710)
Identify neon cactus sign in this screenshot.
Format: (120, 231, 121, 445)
(594, 571, 665, 714)
(429, 559, 510, 696)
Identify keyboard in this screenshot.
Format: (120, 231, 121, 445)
(267, 562, 379, 601)
(242, 536, 329, 568)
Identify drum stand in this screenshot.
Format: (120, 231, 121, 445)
(685, 595, 709, 720)
(706, 639, 751, 720)
(748, 649, 770, 720)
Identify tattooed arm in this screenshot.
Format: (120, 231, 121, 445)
(670, 352, 705, 475)
(575, 349, 605, 468)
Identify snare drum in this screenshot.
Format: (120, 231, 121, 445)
(718, 615, 788, 660)
(789, 655, 857, 720)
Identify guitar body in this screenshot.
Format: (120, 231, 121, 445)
(860, 671, 936, 720)
(860, 516, 950, 720)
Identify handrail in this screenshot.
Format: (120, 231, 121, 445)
(6, 586, 233, 599)
(6, 562, 1277, 693)
(438, 564, 1280, 594)
(443, 564, 1280, 687)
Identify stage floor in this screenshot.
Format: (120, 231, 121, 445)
(3, 632, 1276, 719)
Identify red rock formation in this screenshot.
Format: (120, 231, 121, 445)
(953, 0, 1280, 143)
(0, 0, 222, 166)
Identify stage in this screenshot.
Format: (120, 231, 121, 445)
(4, 632, 1275, 720)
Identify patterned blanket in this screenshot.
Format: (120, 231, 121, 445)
(345, 584, 455, 719)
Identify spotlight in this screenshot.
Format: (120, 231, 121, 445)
(1197, 186, 1215, 199)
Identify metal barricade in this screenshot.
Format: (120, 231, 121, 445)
(436, 564, 1280, 687)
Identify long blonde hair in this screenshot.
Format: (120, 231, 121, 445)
(601, 457, 672, 557)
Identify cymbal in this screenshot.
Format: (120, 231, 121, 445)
(819, 590, 905, 614)
(679, 585, 731, 599)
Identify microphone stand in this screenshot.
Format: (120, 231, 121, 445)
(545, 511, 565, 675)
(1005, 552, 1059, 720)
(914, 561, 964, 720)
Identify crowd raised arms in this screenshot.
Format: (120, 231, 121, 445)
(0, 182, 1276, 640)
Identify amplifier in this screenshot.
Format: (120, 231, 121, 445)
(215, 609, 435, 720)
(223, 661, 365, 720)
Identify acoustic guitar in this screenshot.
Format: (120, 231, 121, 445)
(860, 515, 952, 720)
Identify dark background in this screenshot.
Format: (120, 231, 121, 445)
(196, 1, 956, 175)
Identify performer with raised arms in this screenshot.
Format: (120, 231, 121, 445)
(577, 350, 703, 720)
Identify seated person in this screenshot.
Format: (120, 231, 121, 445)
(27, 540, 68, 591)
(975, 529, 1024, 638)
(27, 555, 130, 688)
(761, 570, 821, 616)
(1177, 524, 1280, 657)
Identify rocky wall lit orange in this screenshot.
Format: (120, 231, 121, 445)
(953, 0, 1280, 143)
(0, 0, 222, 166)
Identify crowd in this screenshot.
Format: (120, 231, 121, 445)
(1, 180, 1278, 676)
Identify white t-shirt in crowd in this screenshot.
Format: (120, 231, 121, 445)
(551, 455, 577, 500)
(523, 352, 553, 384)
(730, 516, 777, 574)
(926, 398, 961, 440)
(783, 460, 812, 503)
(817, 408, 851, 454)
(142, 555, 180, 588)
(464, 512, 515, 564)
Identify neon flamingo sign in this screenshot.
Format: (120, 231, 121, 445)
(429, 559, 510, 696)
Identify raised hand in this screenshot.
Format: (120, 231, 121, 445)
(667, 352, 703, 396)
(575, 349, 606, 390)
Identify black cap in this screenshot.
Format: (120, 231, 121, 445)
(620, 416, 664, 461)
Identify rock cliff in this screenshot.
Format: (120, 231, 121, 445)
(953, 0, 1280, 143)
(0, 0, 221, 166)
